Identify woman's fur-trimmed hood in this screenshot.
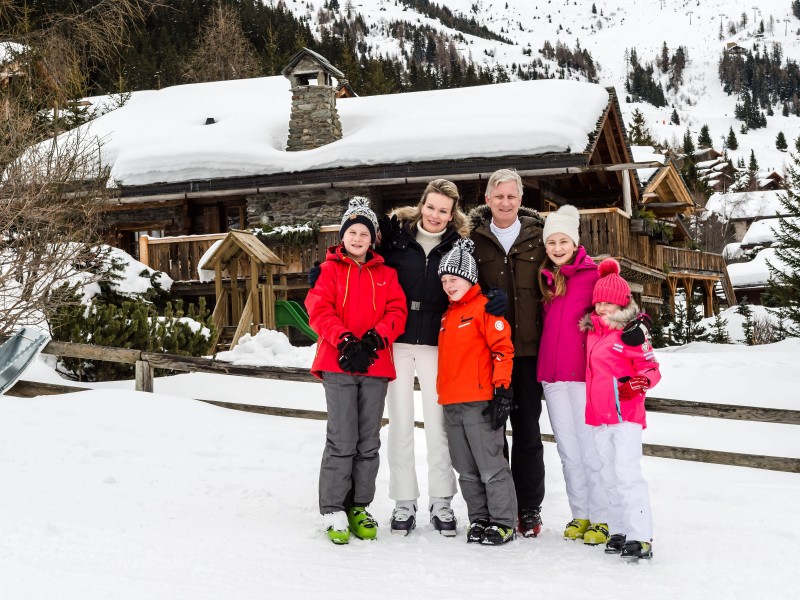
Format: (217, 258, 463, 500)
(468, 204, 544, 232)
(579, 300, 639, 332)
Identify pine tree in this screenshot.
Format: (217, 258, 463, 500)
(683, 126, 695, 155)
(670, 108, 680, 125)
(707, 309, 732, 344)
(697, 124, 713, 149)
(765, 150, 800, 336)
(776, 131, 788, 151)
(737, 296, 754, 345)
(672, 291, 708, 344)
(726, 126, 739, 150)
(627, 108, 656, 145)
(748, 149, 759, 174)
(591, 3, 597, 14)
(783, 102, 790, 117)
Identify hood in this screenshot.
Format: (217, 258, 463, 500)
(468, 204, 544, 232)
(579, 299, 640, 332)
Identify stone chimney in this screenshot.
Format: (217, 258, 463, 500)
(282, 48, 346, 151)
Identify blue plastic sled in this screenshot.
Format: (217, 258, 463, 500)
(0, 327, 51, 395)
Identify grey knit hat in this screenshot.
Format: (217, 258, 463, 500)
(340, 196, 379, 243)
(542, 204, 580, 246)
(438, 238, 479, 284)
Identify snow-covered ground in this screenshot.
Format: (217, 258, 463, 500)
(2, 332, 798, 599)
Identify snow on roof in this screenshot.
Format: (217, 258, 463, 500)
(695, 158, 720, 169)
(704, 190, 786, 220)
(70, 77, 610, 187)
(630, 145, 665, 184)
(726, 247, 786, 288)
(741, 216, 800, 246)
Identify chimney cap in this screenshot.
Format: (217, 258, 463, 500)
(205, 117, 216, 125)
(282, 47, 345, 80)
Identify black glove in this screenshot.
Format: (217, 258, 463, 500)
(484, 287, 508, 316)
(308, 261, 321, 289)
(337, 333, 372, 374)
(621, 313, 653, 346)
(482, 386, 514, 430)
(377, 214, 400, 247)
(361, 328, 387, 359)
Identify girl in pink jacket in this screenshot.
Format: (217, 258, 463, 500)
(579, 258, 660, 562)
(536, 205, 609, 545)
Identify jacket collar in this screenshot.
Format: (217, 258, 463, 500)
(579, 300, 640, 332)
(558, 246, 596, 277)
(327, 244, 385, 267)
(468, 204, 544, 233)
(449, 283, 483, 306)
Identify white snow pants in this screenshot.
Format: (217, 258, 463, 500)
(543, 381, 608, 522)
(592, 421, 653, 542)
(387, 343, 457, 503)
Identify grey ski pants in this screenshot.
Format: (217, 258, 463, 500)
(319, 372, 389, 515)
(444, 401, 517, 528)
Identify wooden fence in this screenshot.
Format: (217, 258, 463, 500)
(5, 340, 799, 474)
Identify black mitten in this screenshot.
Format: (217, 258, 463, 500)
(484, 287, 508, 316)
(308, 261, 322, 288)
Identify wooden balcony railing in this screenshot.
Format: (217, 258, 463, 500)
(140, 226, 340, 282)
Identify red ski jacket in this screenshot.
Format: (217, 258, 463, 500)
(305, 245, 407, 380)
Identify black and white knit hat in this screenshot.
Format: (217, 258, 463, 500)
(339, 197, 379, 242)
(438, 238, 478, 284)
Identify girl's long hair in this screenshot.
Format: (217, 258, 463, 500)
(538, 250, 579, 302)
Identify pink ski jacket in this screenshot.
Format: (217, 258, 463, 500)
(537, 246, 599, 383)
(579, 302, 661, 428)
(306, 245, 408, 380)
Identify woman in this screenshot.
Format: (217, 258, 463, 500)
(376, 179, 470, 536)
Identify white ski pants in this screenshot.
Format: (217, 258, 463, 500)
(543, 381, 608, 522)
(387, 343, 457, 503)
(592, 421, 653, 542)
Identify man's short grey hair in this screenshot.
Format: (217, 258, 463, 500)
(485, 169, 523, 198)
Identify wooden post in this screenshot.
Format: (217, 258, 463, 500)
(703, 280, 715, 317)
(622, 169, 631, 215)
(139, 234, 150, 267)
(135, 360, 154, 392)
(230, 260, 240, 323)
(250, 259, 260, 334)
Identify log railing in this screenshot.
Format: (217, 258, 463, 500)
(6, 340, 799, 474)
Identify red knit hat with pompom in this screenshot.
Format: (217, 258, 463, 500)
(592, 258, 631, 306)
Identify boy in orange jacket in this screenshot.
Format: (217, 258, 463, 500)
(436, 239, 517, 545)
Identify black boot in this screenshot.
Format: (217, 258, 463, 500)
(621, 540, 653, 561)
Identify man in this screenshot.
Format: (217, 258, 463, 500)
(468, 168, 546, 538)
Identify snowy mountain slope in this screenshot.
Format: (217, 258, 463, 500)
(272, 0, 800, 174)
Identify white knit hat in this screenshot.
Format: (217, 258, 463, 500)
(438, 238, 478, 284)
(542, 204, 580, 246)
(339, 197, 379, 242)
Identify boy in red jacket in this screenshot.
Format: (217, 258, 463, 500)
(579, 258, 661, 561)
(305, 197, 408, 545)
(436, 239, 516, 545)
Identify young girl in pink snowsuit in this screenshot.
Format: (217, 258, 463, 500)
(580, 258, 661, 561)
(537, 205, 609, 545)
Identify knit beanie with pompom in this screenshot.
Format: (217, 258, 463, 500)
(339, 197, 379, 243)
(542, 204, 580, 246)
(592, 258, 631, 306)
(438, 238, 479, 284)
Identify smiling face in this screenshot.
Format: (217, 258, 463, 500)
(420, 191, 455, 233)
(595, 301, 622, 324)
(485, 180, 522, 229)
(341, 223, 372, 262)
(545, 233, 577, 266)
(441, 274, 472, 302)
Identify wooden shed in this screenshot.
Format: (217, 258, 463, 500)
(200, 230, 285, 351)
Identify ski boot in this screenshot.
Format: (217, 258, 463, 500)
(347, 506, 378, 540)
(604, 533, 627, 554)
(518, 506, 542, 538)
(467, 518, 490, 543)
(390, 501, 416, 536)
(481, 523, 516, 546)
(621, 540, 653, 561)
(430, 500, 457, 537)
(323, 511, 350, 545)
(563, 518, 590, 540)
(583, 522, 609, 546)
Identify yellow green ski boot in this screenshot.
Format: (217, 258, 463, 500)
(323, 511, 350, 545)
(583, 523, 609, 545)
(563, 518, 590, 540)
(347, 506, 378, 540)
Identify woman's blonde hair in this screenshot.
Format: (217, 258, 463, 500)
(390, 178, 470, 237)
